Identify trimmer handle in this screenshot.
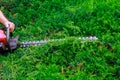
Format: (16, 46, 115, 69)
(0, 25, 18, 53)
(6, 25, 10, 44)
(6, 25, 13, 43)
(6, 25, 13, 52)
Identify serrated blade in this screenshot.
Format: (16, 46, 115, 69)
(19, 40, 47, 47)
(19, 36, 98, 48)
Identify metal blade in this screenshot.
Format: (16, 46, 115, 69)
(19, 36, 98, 48)
(19, 40, 47, 47)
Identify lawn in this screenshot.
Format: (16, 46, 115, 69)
(0, 0, 120, 80)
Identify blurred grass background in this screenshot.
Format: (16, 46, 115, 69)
(0, 0, 120, 79)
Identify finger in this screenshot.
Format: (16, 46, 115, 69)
(10, 24, 15, 32)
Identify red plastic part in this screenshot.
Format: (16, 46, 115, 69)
(0, 30, 6, 46)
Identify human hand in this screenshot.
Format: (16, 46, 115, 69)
(4, 21, 15, 32)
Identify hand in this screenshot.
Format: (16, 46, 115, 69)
(4, 21, 15, 32)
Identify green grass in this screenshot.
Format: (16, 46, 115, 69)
(0, 0, 120, 80)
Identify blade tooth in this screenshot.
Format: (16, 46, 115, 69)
(27, 41, 32, 44)
(21, 42, 25, 44)
(28, 41, 32, 45)
(39, 40, 46, 44)
(36, 41, 40, 44)
(35, 41, 38, 44)
(38, 42, 42, 45)
(93, 36, 98, 40)
(30, 41, 37, 45)
(88, 36, 93, 41)
(28, 41, 31, 43)
(36, 41, 41, 44)
(27, 44, 30, 47)
(20, 45, 24, 47)
(23, 45, 26, 47)
(35, 41, 37, 44)
(32, 41, 36, 44)
(28, 42, 31, 44)
(24, 42, 28, 45)
(25, 42, 29, 45)
(20, 40, 47, 47)
(36, 41, 39, 43)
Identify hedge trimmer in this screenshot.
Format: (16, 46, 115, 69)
(0, 27, 98, 53)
